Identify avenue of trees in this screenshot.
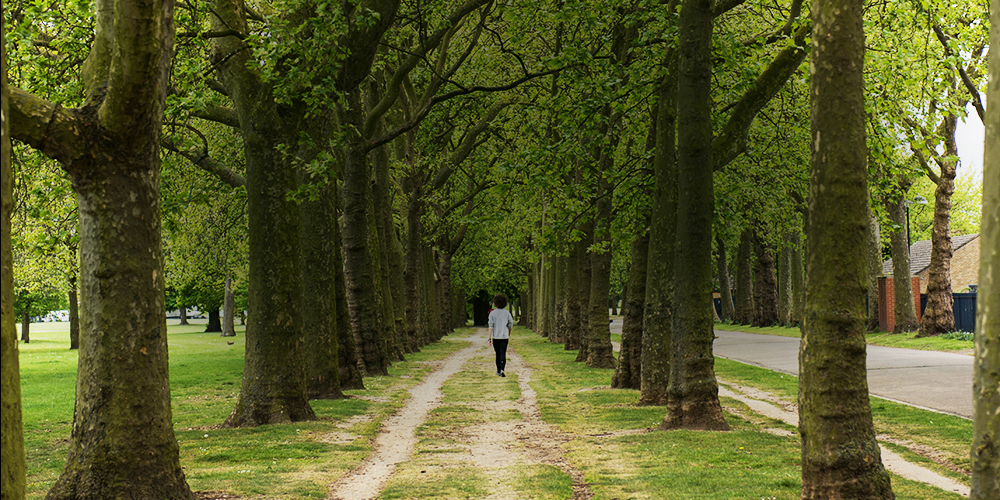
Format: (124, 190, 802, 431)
(2, 0, 998, 498)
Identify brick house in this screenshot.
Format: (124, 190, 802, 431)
(881, 233, 980, 293)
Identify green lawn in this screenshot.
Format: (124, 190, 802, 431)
(14, 321, 971, 499)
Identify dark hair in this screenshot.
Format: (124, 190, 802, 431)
(493, 293, 508, 309)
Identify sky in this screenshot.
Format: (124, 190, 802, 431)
(955, 104, 985, 184)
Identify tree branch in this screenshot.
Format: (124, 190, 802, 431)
(366, 68, 560, 153)
(8, 86, 87, 164)
(361, 0, 495, 138)
(161, 135, 247, 187)
(190, 103, 240, 128)
(710, 0, 749, 17)
(932, 23, 985, 124)
(713, 22, 810, 170)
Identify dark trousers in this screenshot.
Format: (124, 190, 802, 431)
(492, 338, 509, 373)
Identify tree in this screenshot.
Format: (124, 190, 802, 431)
(797, 0, 893, 494)
(2, 21, 28, 500)
(8, 0, 195, 495)
(970, 5, 1000, 495)
(661, 0, 729, 431)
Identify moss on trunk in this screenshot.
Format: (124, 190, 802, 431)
(734, 229, 754, 325)
(661, 0, 728, 431)
(639, 67, 676, 407)
(800, 0, 893, 494)
(612, 230, 648, 389)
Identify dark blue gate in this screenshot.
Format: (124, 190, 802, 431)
(919, 293, 977, 333)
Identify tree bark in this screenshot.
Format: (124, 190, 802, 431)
(11, 0, 195, 494)
(20, 311, 29, 344)
(789, 230, 804, 326)
(222, 275, 236, 337)
(918, 121, 958, 337)
(640, 62, 676, 407)
(334, 200, 365, 391)
(2, 25, 28, 498)
(716, 235, 735, 322)
(587, 178, 617, 368)
(777, 233, 793, 325)
(734, 228, 754, 324)
(299, 175, 343, 400)
(865, 210, 882, 331)
(341, 89, 390, 376)
(68, 283, 80, 349)
(971, 17, 1000, 495)
(210, 0, 315, 427)
(751, 227, 779, 327)
(799, 0, 893, 494)
(887, 190, 920, 332)
(563, 238, 581, 351)
(179, 305, 189, 325)
(661, 0, 728, 431)
(612, 230, 648, 389)
(205, 308, 222, 332)
(553, 255, 567, 344)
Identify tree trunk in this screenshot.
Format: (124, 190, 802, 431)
(799, 0, 893, 494)
(640, 62, 677, 407)
(865, 211, 882, 331)
(887, 191, 919, 332)
(972, 28, 1000, 495)
(777, 233, 793, 325)
(789, 230, 804, 326)
(20, 311, 29, 344)
(612, 230, 648, 389)
(68, 283, 80, 349)
(404, 181, 424, 353)
(751, 227, 779, 327)
(661, 0, 728, 431)
(522, 265, 534, 328)
(563, 241, 581, 351)
(918, 126, 958, 337)
(2, 27, 27, 497)
(221, 275, 236, 337)
(553, 255, 567, 344)
(574, 238, 591, 360)
(586, 225, 616, 368)
(716, 235, 735, 322)
(211, 0, 315, 427)
(178, 305, 189, 325)
(205, 308, 222, 333)
(340, 89, 390, 376)
(299, 175, 343, 400)
(734, 228, 754, 324)
(334, 199, 365, 391)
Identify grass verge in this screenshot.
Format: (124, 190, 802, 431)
(714, 321, 975, 353)
(517, 330, 969, 500)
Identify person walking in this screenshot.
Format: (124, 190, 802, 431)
(488, 293, 514, 377)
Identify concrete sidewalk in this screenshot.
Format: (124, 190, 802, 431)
(713, 329, 974, 419)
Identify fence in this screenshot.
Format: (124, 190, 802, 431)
(919, 293, 977, 333)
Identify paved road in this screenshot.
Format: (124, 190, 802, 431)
(713, 330, 974, 419)
(608, 320, 973, 418)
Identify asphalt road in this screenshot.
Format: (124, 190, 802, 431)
(713, 329, 974, 419)
(607, 320, 974, 418)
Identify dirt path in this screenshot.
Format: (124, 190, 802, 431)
(329, 329, 590, 500)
